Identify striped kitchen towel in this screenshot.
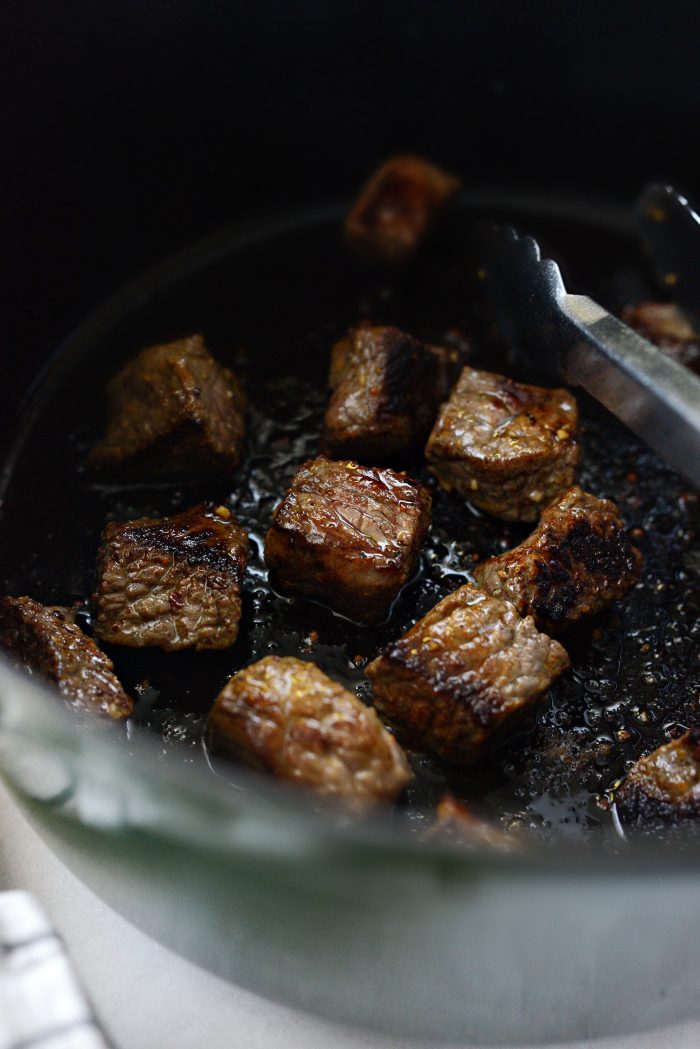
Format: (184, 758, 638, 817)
(0, 891, 110, 1049)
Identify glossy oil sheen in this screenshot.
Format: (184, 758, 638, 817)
(0, 204, 698, 846)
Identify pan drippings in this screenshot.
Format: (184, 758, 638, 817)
(0, 207, 697, 844)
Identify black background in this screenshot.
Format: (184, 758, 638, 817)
(4, 0, 700, 456)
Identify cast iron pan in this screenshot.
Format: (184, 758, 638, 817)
(1, 191, 698, 848)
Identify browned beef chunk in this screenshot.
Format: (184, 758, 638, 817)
(426, 366, 580, 522)
(366, 582, 569, 764)
(207, 656, 412, 808)
(473, 487, 642, 632)
(621, 302, 700, 372)
(322, 325, 455, 461)
(88, 334, 246, 475)
(0, 596, 133, 718)
(344, 155, 461, 266)
(424, 794, 518, 851)
(264, 457, 431, 622)
(93, 503, 248, 651)
(615, 730, 700, 826)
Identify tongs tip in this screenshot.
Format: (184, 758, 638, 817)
(476, 221, 566, 303)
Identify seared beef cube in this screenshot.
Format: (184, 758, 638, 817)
(426, 366, 580, 521)
(207, 656, 411, 808)
(322, 325, 455, 461)
(366, 582, 569, 764)
(615, 730, 700, 826)
(264, 457, 431, 622)
(425, 794, 518, 851)
(622, 302, 700, 373)
(93, 503, 248, 651)
(89, 334, 246, 475)
(344, 155, 461, 266)
(474, 487, 642, 632)
(0, 596, 132, 719)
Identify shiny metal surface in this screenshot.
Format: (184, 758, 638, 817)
(479, 226, 700, 488)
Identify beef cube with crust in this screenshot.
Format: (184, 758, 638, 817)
(93, 503, 248, 651)
(264, 457, 431, 623)
(424, 794, 519, 852)
(344, 155, 461, 266)
(473, 487, 642, 633)
(615, 730, 700, 827)
(426, 366, 580, 521)
(207, 656, 412, 809)
(621, 302, 700, 373)
(366, 582, 569, 764)
(322, 325, 455, 461)
(0, 596, 133, 719)
(88, 334, 246, 475)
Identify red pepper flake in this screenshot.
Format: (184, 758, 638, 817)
(169, 592, 184, 610)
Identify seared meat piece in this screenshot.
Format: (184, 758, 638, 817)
(615, 730, 700, 826)
(366, 582, 569, 764)
(207, 656, 412, 808)
(264, 457, 431, 622)
(322, 325, 455, 461)
(88, 334, 246, 475)
(426, 366, 580, 521)
(0, 596, 132, 719)
(93, 503, 248, 651)
(424, 794, 518, 852)
(473, 487, 642, 632)
(622, 302, 700, 372)
(344, 155, 461, 266)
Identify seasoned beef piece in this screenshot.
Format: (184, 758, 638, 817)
(0, 596, 132, 719)
(424, 794, 518, 851)
(88, 334, 246, 475)
(615, 730, 700, 826)
(207, 656, 411, 808)
(322, 325, 455, 461)
(93, 503, 248, 651)
(426, 366, 580, 521)
(473, 487, 642, 632)
(344, 155, 461, 266)
(366, 583, 569, 764)
(621, 302, 700, 372)
(264, 457, 431, 622)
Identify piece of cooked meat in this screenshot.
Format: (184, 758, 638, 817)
(615, 730, 700, 826)
(423, 794, 518, 851)
(0, 596, 133, 719)
(473, 486, 642, 632)
(93, 503, 248, 651)
(207, 656, 412, 808)
(366, 582, 569, 764)
(264, 457, 431, 622)
(425, 366, 580, 521)
(88, 334, 246, 475)
(621, 302, 700, 372)
(344, 155, 461, 266)
(322, 325, 455, 461)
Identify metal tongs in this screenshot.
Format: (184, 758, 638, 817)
(477, 223, 700, 489)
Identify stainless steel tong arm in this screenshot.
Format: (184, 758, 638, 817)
(559, 293, 700, 486)
(479, 227, 700, 488)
